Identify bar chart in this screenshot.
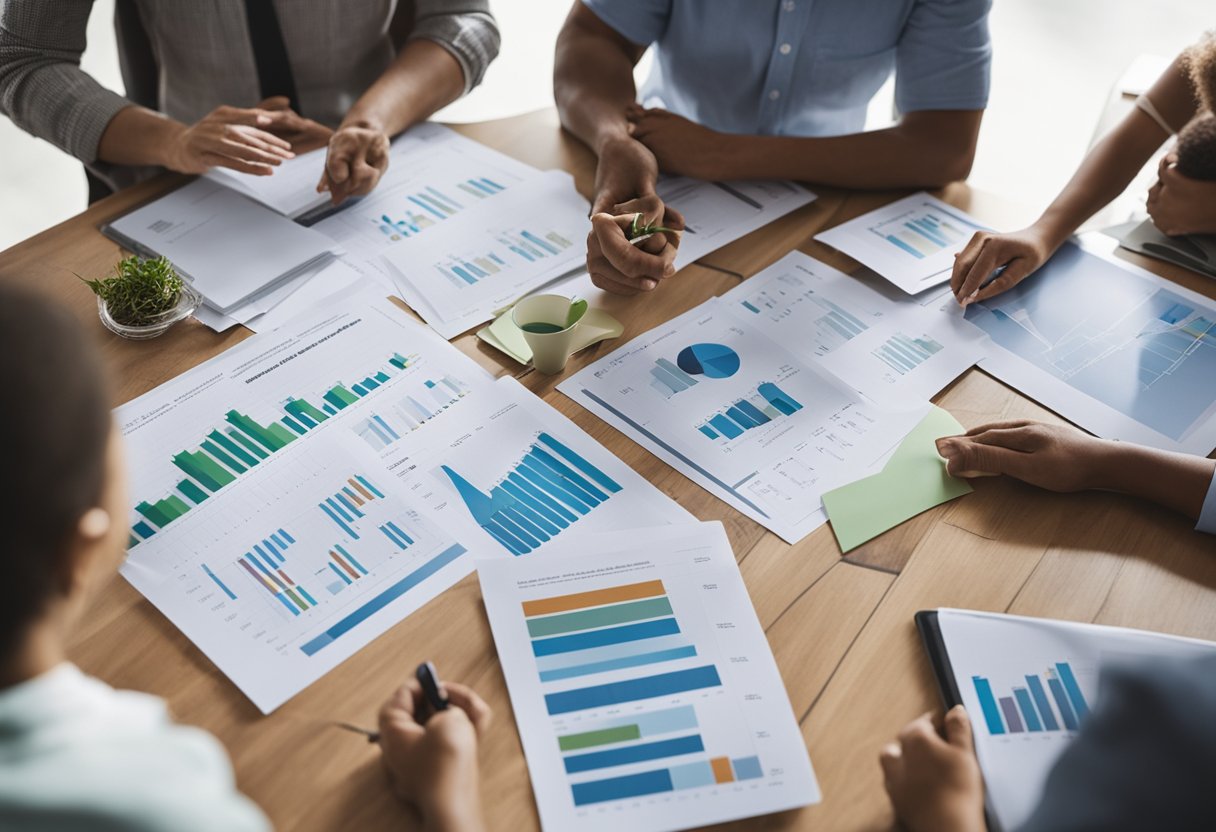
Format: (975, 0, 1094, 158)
(695, 381, 804, 442)
(318, 473, 386, 538)
(439, 432, 624, 556)
(872, 332, 944, 376)
(870, 203, 975, 260)
(433, 226, 575, 290)
(353, 374, 471, 451)
(234, 527, 318, 616)
(375, 181, 505, 241)
(128, 350, 422, 549)
(971, 662, 1090, 736)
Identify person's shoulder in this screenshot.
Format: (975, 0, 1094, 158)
(1101, 652, 1216, 740)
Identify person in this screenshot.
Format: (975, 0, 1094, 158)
(553, 0, 994, 295)
(0, 1, 500, 203)
(951, 33, 1216, 306)
(0, 285, 491, 832)
(933, 420, 1216, 534)
(880, 653, 1216, 831)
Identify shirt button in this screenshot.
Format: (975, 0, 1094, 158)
(779, 43, 792, 55)
(769, 89, 781, 100)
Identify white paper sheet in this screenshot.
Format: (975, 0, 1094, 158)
(719, 251, 989, 406)
(937, 609, 1216, 831)
(814, 193, 988, 294)
(204, 145, 330, 218)
(478, 522, 819, 832)
(105, 178, 339, 312)
(964, 235, 1216, 454)
(382, 171, 589, 338)
(559, 298, 927, 542)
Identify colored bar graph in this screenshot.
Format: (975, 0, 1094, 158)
(300, 543, 467, 655)
(545, 665, 722, 715)
(570, 753, 763, 806)
(698, 382, 803, 443)
(563, 734, 705, 774)
(974, 662, 1090, 737)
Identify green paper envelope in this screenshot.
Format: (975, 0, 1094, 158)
(822, 406, 972, 553)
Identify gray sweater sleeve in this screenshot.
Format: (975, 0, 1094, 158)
(0, 0, 133, 164)
(409, 0, 501, 93)
(1015, 654, 1216, 832)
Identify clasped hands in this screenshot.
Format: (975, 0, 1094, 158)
(167, 95, 390, 205)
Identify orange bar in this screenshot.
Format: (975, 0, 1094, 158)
(350, 478, 375, 501)
(348, 491, 365, 507)
(521, 580, 666, 617)
(276, 569, 296, 587)
(331, 550, 360, 580)
(710, 757, 734, 784)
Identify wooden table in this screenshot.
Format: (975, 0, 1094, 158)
(3, 109, 1214, 832)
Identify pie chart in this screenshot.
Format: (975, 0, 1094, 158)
(676, 343, 741, 378)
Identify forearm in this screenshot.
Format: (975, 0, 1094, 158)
(1092, 442, 1215, 520)
(553, 24, 639, 154)
(96, 105, 187, 168)
(1034, 55, 1196, 247)
(341, 40, 465, 137)
(714, 112, 980, 189)
(421, 789, 485, 832)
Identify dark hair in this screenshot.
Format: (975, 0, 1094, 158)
(1177, 33, 1216, 181)
(0, 286, 112, 662)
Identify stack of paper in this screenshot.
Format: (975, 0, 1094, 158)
(102, 178, 342, 317)
(204, 145, 331, 220)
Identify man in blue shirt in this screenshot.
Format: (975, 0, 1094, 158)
(554, 0, 993, 295)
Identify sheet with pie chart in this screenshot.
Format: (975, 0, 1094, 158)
(559, 298, 926, 542)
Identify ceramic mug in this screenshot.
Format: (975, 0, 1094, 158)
(511, 294, 587, 374)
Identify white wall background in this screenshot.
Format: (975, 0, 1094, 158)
(0, 0, 1210, 252)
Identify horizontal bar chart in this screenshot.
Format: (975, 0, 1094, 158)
(563, 734, 704, 774)
(545, 665, 722, 715)
(556, 704, 699, 752)
(570, 754, 763, 806)
(873, 332, 943, 375)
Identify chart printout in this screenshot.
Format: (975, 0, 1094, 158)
(559, 299, 926, 542)
(720, 251, 988, 405)
(937, 609, 1216, 831)
(964, 236, 1216, 455)
(479, 523, 819, 832)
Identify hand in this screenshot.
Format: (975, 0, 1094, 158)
(628, 106, 730, 180)
(1147, 152, 1216, 236)
(165, 104, 297, 175)
(950, 225, 1060, 306)
(935, 420, 1110, 492)
(588, 204, 684, 295)
(880, 706, 985, 832)
(254, 96, 332, 153)
(318, 124, 391, 205)
(378, 679, 491, 832)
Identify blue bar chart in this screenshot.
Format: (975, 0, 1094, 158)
(318, 474, 386, 539)
(872, 332, 944, 375)
(439, 432, 623, 556)
(971, 662, 1090, 736)
(871, 204, 974, 260)
(696, 382, 804, 442)
(353, 374, 471, 451)
(433, 226, 575, 291)
(374, 180, 505, 241)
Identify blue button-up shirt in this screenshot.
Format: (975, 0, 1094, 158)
(583, 0, 992, 138)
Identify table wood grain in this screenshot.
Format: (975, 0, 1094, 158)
(3, 109, 1213, 832)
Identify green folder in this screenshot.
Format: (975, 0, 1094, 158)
(822, 406, 972, 553)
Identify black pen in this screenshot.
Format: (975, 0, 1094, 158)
(416, 661, 450, 712)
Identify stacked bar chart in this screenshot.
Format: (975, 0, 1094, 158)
(318, 474, 386, 538)
(869, 203, 975, 260)
(353, 374, 470, 451)
(439, 432, 624, 556)
(128, 351, 419, 549)
(696, 382, 804, 442)
(971, 662, 1090, 736)
(872, 332, 944, 375)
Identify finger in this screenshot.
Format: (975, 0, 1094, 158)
(347, 160, 381, 197)
(217, 137, 291, 166)
(589, 259, 654, 294)
(613, 196, 666, 228)
(897, 713, 939, 748)
(326, 153, 352, 185)
(662, 205, 687, 233)
(215, 114, 294, 150)
(442, 682, 493, 735)
(231, 129, 298, 158)
(592, 213, 674, 281)
(967, 425, 1043, 452)
(878, 742, 902, 782)
(944, 705, 974, 750)
(257, 95, 292, 111)
(971, 257, 1036, 303)
(960, 419, 1036, 437)
(957, 242, 1004, 305)
(950, 233, 988, 296)
(198, 152, 275, 176)
(935, 436, 1029, 479)
(378, 680, 422, 726)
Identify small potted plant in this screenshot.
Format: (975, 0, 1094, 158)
(82, 255, 201, 339)
(626, 212, 680, 244)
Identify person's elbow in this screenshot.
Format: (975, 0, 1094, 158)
(902, 110, 983, 188)
(929, 142, 978, 187)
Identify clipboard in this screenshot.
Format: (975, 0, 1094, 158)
(914, 610, 1005, 832)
